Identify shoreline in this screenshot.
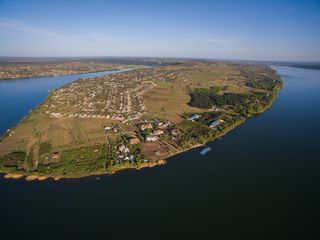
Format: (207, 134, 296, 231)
(0, 65, 282, 181)
(0, 68, 125, 81)
(0, 109, 262, 181)
(0, 89, 279, 182)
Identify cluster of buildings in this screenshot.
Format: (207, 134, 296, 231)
(112, 118, 179, 163)
(114, 135, 141, 163)
(0, 62, 120, 80)
(115, 144, 135, 163)
(188, 113, 224, 128)
(139, 119, 177, 142)
(43, 68, 183, 122)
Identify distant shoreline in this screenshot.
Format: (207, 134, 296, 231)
(0, 68, 126, 81)
(281, 65, 320, 70)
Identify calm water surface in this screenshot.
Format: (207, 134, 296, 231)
(1, 66, 320, 239)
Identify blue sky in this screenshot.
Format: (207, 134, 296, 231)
(0, 0, 319, 61)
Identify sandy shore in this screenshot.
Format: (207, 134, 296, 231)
(4, 173, 24, 179)
(25, 175, 48, 181)
(2, 173, 49, 181)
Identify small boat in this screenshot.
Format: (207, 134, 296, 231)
(200, 146, 211, 155)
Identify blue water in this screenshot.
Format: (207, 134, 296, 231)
(0, 69, 132, 135)
(1, 66, 320, 239)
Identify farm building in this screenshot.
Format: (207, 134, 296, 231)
(188, 113, 200, 121)
(140, 123, 153, 131)
(146, 135, 159, 142)
(209, 120, 220, 128)
(154, 129, 164, 136)
(129, 137, 140, 145)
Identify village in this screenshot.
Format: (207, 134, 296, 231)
(37, 65, 226, 165)
(42, 68, 185, 121)
(0, 61, 125, 80)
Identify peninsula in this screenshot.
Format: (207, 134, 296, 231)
(0, 61, 282, 179)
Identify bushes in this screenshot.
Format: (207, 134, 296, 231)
(37, 145, 108, 176)
(39, 141, 52, 155)
(177, 120, 216, 147)
(0, 151, 26, 170)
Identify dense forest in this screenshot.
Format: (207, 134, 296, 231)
(189, 88, 277, 116)
(188, 69, 282, 115)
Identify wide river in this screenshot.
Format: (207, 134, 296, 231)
(1, 66, 319, 239)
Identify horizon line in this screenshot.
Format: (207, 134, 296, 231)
(0, 55, 319, 63)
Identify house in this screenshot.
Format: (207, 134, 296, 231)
(118, 144, 126, 152)
(52, 152, 60, 160)
(129, 137, 140, 145)
(124, 147, 130, 153)
(159, 121, 170, 129)
(188, 113, 200, 121)
(118, 144, 129, 153)
(146, 135, 159, 142)
(140, 123, 153, 131)
(154, 129, 164, 136)
(209, 120, 220, 128)
(103, 126, 112, 131)
(170, 129, 178, 136)
(157, 122, 163, 126)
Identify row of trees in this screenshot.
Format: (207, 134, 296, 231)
(0, 151, 26, 171)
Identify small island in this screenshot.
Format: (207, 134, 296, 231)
(0, 61, 282, 180)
